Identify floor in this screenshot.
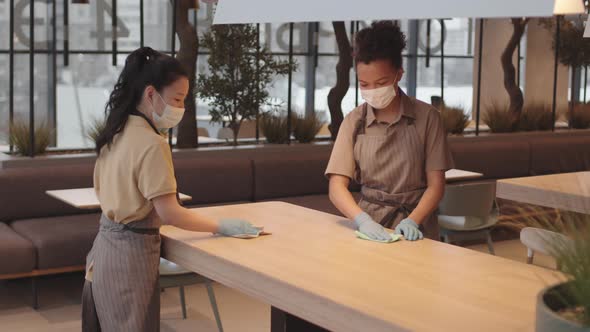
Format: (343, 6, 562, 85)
(0, 240, 556, 332)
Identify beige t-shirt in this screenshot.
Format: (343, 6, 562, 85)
(325, 93, 454, 180)
(94, 115, 177, 224)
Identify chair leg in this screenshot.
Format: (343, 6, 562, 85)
(31, 276, 39, 310)
(527, 248, 534, 264)
(206, 279, 224, 332)
(486, 231, 495, 255)
(179, 286, 187, 320)
(442, 234, 450, 244)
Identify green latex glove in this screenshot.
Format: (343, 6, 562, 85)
(355, 231, 402, 243)
(218, 219, 262, 238)
(394, 218, 424, 241)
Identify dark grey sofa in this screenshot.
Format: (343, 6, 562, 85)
(0, 130, 589, 307)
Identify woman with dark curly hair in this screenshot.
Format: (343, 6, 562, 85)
(326, 21, 454, 242)
(82, 47, 261, 331)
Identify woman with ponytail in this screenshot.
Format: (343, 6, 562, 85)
(82, 47, 260, 331)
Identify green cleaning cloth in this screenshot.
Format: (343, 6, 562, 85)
(355, 231, 402, 243)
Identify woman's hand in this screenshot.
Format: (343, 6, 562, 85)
(394, 218, 423, 241)
(354, 212, 392, 242)
(218, 219, 261, 237)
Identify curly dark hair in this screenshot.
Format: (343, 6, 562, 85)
(354, 21, 407, 69)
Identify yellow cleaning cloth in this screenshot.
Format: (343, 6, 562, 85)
(355, 231, 402, 243)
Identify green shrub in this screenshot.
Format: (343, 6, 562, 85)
(86, 117, 106, 144)
(293, 113, 324, 143)
(260, 112, 291, 144)
(569, 103, 590, 129)
(9, 120, 52, 156)
(482, 104, 518, 133)
(440, 105, 469, 135)
(501, 210, 590, 327)
(519, 104, 554, 131)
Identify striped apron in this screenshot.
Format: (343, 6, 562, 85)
(352, 102, 440, 240)
(82, 212, 161, 332)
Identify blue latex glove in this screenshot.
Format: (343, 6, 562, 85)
(394, 218, 424, 241)
(354, 212, 391, 242)
(218, 219, 261, 237)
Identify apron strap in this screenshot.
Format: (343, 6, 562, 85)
(351, 103, 368, 147)
(122, 223, 159, 235)
(352, 103, 368, 183)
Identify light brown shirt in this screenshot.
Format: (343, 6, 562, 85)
(94, 115, 177, 224)
(325, 94, 454, 180)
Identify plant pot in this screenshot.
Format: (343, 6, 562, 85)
(536, 282, 589, 332)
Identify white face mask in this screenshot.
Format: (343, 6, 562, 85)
(151, 92, 185, 129)
(361, 84, 397, 110)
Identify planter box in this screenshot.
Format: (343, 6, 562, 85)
(0, 142, 334, 170)
(537, 283, 589, 332)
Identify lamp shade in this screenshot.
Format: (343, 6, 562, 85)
(214, 0, 559, 24)
(213, 0, 585, 24)
(553, 0, 585, 14)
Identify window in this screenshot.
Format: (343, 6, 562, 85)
(56, 54, 121, 148)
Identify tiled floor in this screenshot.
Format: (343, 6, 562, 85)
(0, 240, 556, 332)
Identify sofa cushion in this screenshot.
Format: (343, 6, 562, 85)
(173, 158, 254, 205)
(0, 222, 36, 275)
(11, 214, 100, 270)
(263, 192, 362, 217)
(0, 164, 95, 222)
(529, 135, 590, 175)
(449, 140, 530, 180)
(254, 153, 331, 201)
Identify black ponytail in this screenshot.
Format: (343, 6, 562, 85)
(95, 47, 188, 154)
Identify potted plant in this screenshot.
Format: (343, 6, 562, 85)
(85, 117, 107, 145)
(9, 120, 52, 156)
(259, 110, 291, 144)
(293, 113, 325, 143)
(518, 104, 554, 132)
(440, 105, 469, 135)
(197, 24, 295, 146)
(534, 211, 589, 331)
(482, 103, 518, 133)
(502, 210, 590, 331)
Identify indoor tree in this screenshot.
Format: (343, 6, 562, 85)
(172, 0, 199, 148)
(197, 24, 295, 145)
(501, 18, 529, 115)
(327, 22, 353, 140)
(541, 15, 590, 126)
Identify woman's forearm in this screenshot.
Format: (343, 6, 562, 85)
(166, 207, 219, 233)
(329, 177, 363, 220)
(153, 194, 219, 233)
(409, 171, 445, 224)
(409, 186, 443, 224)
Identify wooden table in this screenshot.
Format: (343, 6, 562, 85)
(161, 202, 561, 332)
(445, 169, 484, 182)
(497, 172, 590, 214)
(46, 188, 192, 210)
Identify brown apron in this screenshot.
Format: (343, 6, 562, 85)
(82, 212, 161, 332)
(352, 101, 439, 240)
